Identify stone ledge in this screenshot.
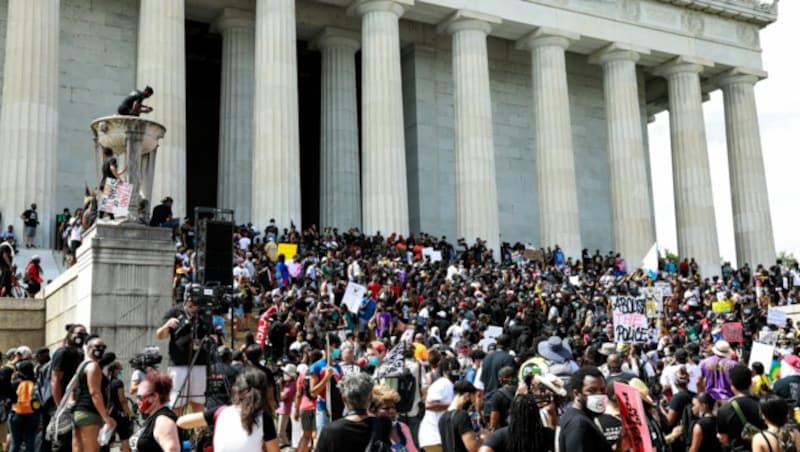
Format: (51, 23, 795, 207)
(655, 0, 778, 26)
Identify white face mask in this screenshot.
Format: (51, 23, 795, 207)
(585, 394, 608, 414)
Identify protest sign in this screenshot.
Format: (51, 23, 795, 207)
(771, 305, 800, 327)
(342, 282, 367, 314)
(641, 287, 663, 318)
(654, 281, 672, 297)
(430, 250, 443, 262)
(612, 296, 650, 343)
(422, 247, 435, 260)
(614, 381, 653, 452)
(484, 325, 503, 339)
(568, 276, 580, 286)
(712, 300, 732, 313)
(524, 249, 544, 262)
(749, 342, 775, 370)
(767, 308, 789, 326)
(100, 178, 132, 216)
(721, 322, 744, 343)
(277, 243, 298, 261)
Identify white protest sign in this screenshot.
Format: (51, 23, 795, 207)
(100, 178, 132, 216)
(484, 325, 503, 339)
(342, 282, 367, 314)
(612, 295, 650, 343)
(568, 276, 580, 286)
(748, 342, 775, 370)
(767, 308, 789, 327)
(422, 247, 435, 260)
(641, 287, 663, 318)
(654, 281, 672, 297)
(430, 251, 443, 263)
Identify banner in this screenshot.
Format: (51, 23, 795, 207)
(100, 178, 132, 216)
(374, 341, 408, 379)
(712, 300, 733, 313)
(767, 308, 789, 326)
(614, 381, 653, 452)
(277, 243, 298, 261)
(721, 322, 744, 344)
(641, 287, 663, 318)
(612, 296, 650, 343)
(342, 282, 367, 314)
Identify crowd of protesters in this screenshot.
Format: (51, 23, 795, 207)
(3, 213, 800, 452)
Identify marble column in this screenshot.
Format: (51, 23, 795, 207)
(517, 29, 582, 257)
(253, 0, 302, 229)
(655, 56, 720, 277)
(590, 44, 655, 264)
(353, 0, 413, 236)
(718, 69, 776, 267)
(315, 28, 361, 231)
(0, 0, 60, 248)
(216, 9, 255, 223)
(442, 11, 501, 258)
(137, 0, 187, 217)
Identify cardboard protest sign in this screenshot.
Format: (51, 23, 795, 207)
(721, 322, 744, 343)
(484, 326, 503, 339)
(430, 251, 443, 262)
(767, 308, 789, 327)
(712, 300, 732, 313)
(612, 296, 650, 343)
(641, 287, 663, 318)
(342, 282, 367, 314)
(100, 178, 132, 216)
(614, 381, 653, 452)
(748, 342, 775, 370)
(524, 249, 544, 262)
(277, 243, 298, 261)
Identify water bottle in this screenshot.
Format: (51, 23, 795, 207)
(98, 424, 114, 446)
(182, 439, 194, 451)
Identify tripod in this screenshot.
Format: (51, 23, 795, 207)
(172, 318, 230, 412)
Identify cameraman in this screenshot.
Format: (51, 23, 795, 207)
(156, 287, 214, 415)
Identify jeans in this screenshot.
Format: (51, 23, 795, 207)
(10, 412, 39, 452)
(315, 409, 330, 434)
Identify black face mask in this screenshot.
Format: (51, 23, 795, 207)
(71, 333, 87, 347)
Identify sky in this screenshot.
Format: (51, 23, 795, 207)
(647, 0, 800, 266)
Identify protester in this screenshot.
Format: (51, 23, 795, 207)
(101, 362, 134, 452)
(479, 393, 554, 452)
(750, 394, 800, 452)
(371, 384, 418, 452)
(687, 392, 722, 452)
(717, 364, 767, 451)
(129, 371, 181, 452)
(47, 324, 87, 452)
(8, 357, 37, 452)
(24, 255, 43, 297)
(438, 380, 483, 452)
(557, 366, 611, 452)
(20, 203, 39, 249)
(72, 336, 115, 452)
(117, 86, 153, 116)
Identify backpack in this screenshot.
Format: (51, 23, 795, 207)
(731, 399, 761, 443)
(383, 369, 416, 414)
(15, 380, 41, 414)
(482, 386, 514, 419)
(37, 361, 54, 410)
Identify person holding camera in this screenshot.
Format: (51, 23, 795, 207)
(156, 287, 214, 415)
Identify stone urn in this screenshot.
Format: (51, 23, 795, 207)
(90, 116, 166, 224)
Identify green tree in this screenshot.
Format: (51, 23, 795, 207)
(778, 251, 797, 268)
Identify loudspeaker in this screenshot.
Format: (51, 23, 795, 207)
(202, 221, 234, 286)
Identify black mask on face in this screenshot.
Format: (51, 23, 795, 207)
(71, 332, 87, 347)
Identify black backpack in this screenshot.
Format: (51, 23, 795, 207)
(383, 369, 416, 414)
(37, 361, 54, 411)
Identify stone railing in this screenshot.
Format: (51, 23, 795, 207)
(0, 298, 46, 352)
(656, 0, 778, 25)
(42, 262, 80, 349)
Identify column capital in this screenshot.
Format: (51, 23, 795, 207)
(437, 10, 501, 35)
(589, 42, 650, 65)
(653, 55, 713, 78)
(215, 8, 255, 32)
(515, 27, 580, 51)
(312, 27, 361, 51)
(348, 0, 413, 18)
(714, 67, 767, 88)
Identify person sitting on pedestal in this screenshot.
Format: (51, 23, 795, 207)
(117, 86, 154, 116)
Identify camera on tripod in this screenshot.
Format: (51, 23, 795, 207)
(129, 346, 163, 371)
(177, 283, 232, 338)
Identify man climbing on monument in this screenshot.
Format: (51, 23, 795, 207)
(117, 86, 154, 116)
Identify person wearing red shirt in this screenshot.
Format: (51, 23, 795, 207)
(24, 255, 44, 297)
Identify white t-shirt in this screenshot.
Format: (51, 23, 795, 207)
(418, 377, 454, 447)
(238, 236, 251, 251)
(213, 406, 263, 452)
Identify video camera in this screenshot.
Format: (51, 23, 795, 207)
(129, 346, 162, 371)
(177, 284, 233, 338)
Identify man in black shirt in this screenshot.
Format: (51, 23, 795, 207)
(99, 147, 126, 191)
(20, 203, 39, 248)
(149, 197, 179, 229)
(485, 366, 516, 430)
(558, 366, 613, 452)
(48, 324, 88, 452)
(205, 346, 239, 409)
(117, 86, 153, 116)
(317, 373, 391, 452)
(156, 288, 213, 415)
(439, 380, 482, 452)
(480, 334, 515, 393)
(718, 364, 767, 452)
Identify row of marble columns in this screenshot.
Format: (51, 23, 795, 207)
(0, 0, 776, 272)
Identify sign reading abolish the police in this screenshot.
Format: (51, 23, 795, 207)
(612, 296, 650, 343)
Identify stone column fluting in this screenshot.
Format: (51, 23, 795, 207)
(137, 0, 187, 217)
(655, 56, 720, 277)
(0, 0, 60, 248)
(253, 0, 302, 229)
(216, 9, 255, 223)
(517, 29, 582, 257)
(590, 44, 655, 265)
(315, 28, 361, 231)
(717, 69, 776, 267)
(442, 12, 501, 258)
(352, 0, 412, 236)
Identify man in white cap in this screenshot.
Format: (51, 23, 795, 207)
(698, 340, 738, 401)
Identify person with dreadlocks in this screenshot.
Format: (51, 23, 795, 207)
(478, 393, 554, 452)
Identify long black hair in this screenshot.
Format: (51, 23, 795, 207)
(507, 394, 548, 452)
(231, 367, 269, 435)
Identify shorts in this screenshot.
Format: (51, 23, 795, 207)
(315, 409, 330, 434)
(73, 410, 103, 427)
(24, 226, 36, 238)
(300, 410, 316, 432)
(168, 365, 207, 408)
(112, 414, 133, 440)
